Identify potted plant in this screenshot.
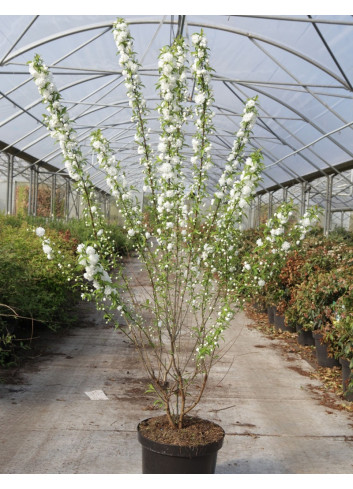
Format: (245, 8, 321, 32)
(330, 288, 353, 400)
(283, 237, 351, 349)
(28, 18, 302, 473)
(240, 202, 319, 329)
(276, 250, 309, 333)
(277, 235, 331, 329)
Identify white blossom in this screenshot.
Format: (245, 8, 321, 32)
(281, 241, 291, 252)
(35, 227, 45, 237)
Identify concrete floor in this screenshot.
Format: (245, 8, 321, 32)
(1, 260, 353, 473)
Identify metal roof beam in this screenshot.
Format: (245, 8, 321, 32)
(3, 18, 350, 89)
(251, 37, 353, 135)
(12, 100, 132, 179)
(6, 66, 348, 92)
(227, 81, 353, 194)
(0, 26, 113, 103)
(236, 15, 353, 26)
(308, 15, 353, 91)
(1, 73, 125, 155)
(266, 120, 353, 170)
(0, 15, 39, 65)
(256, 159, 353, 195)
(176, 15, 186, 38)
(0, 73, 109, 129)
(238, 80, 353, 162)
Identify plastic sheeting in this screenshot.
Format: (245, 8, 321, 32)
(0, 15, 352, 200)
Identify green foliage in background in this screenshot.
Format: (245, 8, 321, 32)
(0, 213, 132, 366)
(11, 214, 133, 255)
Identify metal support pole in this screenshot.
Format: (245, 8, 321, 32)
(257, 195, 262, 227)
(282, 187, 288, 203)
(73, 190, 80, 219)
(76, 191, 80, 219)
(50, 173, 56, 218)
(324, 175, 334, 235)
(107, 196, 111, 222)
(268, 191, 273, 219)
(300, 182, 307, 217)
(252, 201, 256, 228)
(28, 166, 33, 215)
(6, 154, 14, 214)
(34, 166, 39, 216)
(5, 153, 10, 213)
(65, 179, 70, 221)
(31, 166, 39, 216)
(101, 193, 105, 218)
(305, 185, 311, 211)
(102, 191, 106, 218)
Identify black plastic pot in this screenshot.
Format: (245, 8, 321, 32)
(273, 309, 295, 332)
(339, 357, 353, 402)
(267, 306, 275, 325)
(137, 418, 225, 474)
(296, 324, 315, 346)
(312, 331, 340, 368)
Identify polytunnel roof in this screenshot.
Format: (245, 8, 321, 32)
(1, 13, 353, 207)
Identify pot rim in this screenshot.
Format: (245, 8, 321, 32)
(137, 417, 225, 458)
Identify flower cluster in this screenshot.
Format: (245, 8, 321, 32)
(294, 210, 319, 244)
(28, 55, 107, 245)
(156, 38, 188, 192)
(215, 98, 259, 201)
(90, 130, 143, 241)
(29, 56, 84, 184)
(188, 31, 215, 204)
(256, 204, 297, 288)
(153, 39, 190, 248)
(198, 97, 262, 295)
(196, 305, 234, 361)
(77, 243, 117, 298)
(35, 226, 53, 260)
(225, 152, 263, 214)
(241, 202, 319, 305)
(203, 150, 263, 296)
(113, 19, 156, 202)
(264, 205, 294, 251)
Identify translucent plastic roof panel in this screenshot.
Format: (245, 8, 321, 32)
(0, 14, 353, 199)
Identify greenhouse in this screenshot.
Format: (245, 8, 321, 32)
(0, 12, 353, 477)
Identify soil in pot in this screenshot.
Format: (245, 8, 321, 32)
(138, 415, 225, 474)
(339, 357, 353, 402)
(296, 324, 315, 346)
(312, 331, 340, 368)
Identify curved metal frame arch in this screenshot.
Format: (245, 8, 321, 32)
(0, 14, 352, 223)
(2, 17, 350, 90)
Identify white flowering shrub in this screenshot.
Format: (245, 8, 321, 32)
(29, 18, 265, 429)
(241, 201, 319, 306)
